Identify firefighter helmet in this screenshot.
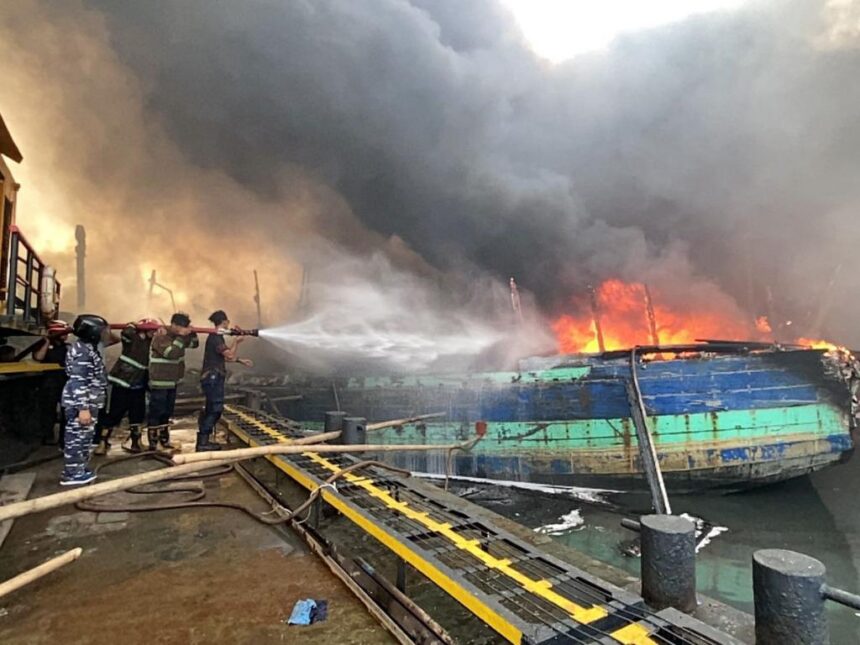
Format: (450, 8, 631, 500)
(73, 314, 108, 344)
(46, 320, 72, 337)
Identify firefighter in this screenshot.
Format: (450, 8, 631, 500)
(197, 310, 253, 451)
(93, 319, 158, 455)
(60, 314, 108, 486)
(147, 312, 198, 452)
(34, 320, 73, 447)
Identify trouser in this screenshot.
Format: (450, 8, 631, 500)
(62, 408, 97, 479)
(198, 373, 225, 442)
(41, 373, 67, 446)
(98, 385, 147, 440)
(147, 388, 177, 446)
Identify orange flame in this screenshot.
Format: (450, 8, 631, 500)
(553, 279, 755, 354)
(796, 338, 841, 351)
(755, 316, 772, 333)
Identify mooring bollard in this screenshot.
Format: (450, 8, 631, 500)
(342, 417, 367, 446)
(753, 549, 828, 644)
(324, 411, 347, 439)
(640, 514, 697, 613)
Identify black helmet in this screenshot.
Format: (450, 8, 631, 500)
(73, 314, 108, 344)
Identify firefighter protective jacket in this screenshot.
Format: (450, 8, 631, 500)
(108, 324, 151, 389)
(148, 331, 199, 389)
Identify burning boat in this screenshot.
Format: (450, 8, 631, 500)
(277, 342, 859, 493)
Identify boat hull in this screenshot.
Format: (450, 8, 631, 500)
(280, 349, 857, 492)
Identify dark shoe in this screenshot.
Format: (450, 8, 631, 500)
(147, 427, 159, 451)
(93, 440, 110, 456)
(195, 440, 223, 452)
(127, 425, 144, 453)
(60, 471, 97, 486)
(158, 428, 178, 452)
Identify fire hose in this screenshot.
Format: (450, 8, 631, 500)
(74, 452, 410, 525)
(108, 322, 259, 336)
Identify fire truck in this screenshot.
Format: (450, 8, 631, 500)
(0, 112, 64, 466)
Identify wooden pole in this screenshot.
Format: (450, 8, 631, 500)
(0, 548, 82, 599)
(253, 269, 263, 329)
(0, 460, 234, 524)
(172, 441, 465, 466)
(0, 442, 464, 523)
(588, 285, 606, 353)
(367, 412, 446, 432)
(643, 284, 660, 346)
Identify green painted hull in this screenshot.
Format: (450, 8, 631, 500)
(282, 350, 856, 492)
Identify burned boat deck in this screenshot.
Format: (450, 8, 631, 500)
(223, 404, 742, 644)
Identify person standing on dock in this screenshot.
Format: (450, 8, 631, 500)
(93, 319, 158, 455)
(196, 310, 253, 452)
(147, 312, 198, 453)
(60, 315, 108, 486)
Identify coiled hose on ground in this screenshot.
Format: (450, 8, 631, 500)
(74, 452, 410, 525)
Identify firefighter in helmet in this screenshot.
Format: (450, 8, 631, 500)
(94, 319, 159, 454)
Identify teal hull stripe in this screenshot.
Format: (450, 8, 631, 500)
(364, 403, 848, 452)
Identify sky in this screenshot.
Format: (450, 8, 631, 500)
(2, 0, 860, 365)
(501, 0, 747, 60)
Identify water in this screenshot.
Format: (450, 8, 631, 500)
(470, 458, 860, 642)
(260, 317, 501, 369)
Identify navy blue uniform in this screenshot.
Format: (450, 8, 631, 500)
(198, 334, 227, 441)
(61, 341, 107, 480)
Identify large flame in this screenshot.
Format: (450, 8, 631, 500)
(552, 279, 850, 354)
(553, 279, 755, 354)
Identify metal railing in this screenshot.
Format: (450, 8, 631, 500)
(3, 225, 60, 326)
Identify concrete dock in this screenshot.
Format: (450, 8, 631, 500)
(0, 414, 756, 644)
(0, 424, 392, 645)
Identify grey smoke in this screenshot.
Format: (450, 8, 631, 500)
(6, 0, 860, 345)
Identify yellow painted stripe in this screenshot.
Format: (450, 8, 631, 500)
(610, 622, 658, 644)
(224, 408, 661, 643)
(301, 451, 609, 625)
(0, 362, 63, 375)
(225, 413, 524, 643)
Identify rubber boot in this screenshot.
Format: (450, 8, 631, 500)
(93, 428, 112, 456)
(158, 427, 178, 453)
(195, 433, 222, 452)
(147, 427, 159, 451)
(128, 425, 143, 453)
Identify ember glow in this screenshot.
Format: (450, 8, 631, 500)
(552, 279, 754, 353)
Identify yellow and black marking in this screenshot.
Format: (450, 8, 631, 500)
(224, 405, 732, 645)
(0, 362, 62, 376)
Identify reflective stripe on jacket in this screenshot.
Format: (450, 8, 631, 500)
(148, 331, 198, 389)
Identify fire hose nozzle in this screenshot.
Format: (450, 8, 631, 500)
(223, 327, 259, 337)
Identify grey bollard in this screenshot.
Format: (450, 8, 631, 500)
(753, 549, 829, 644)
(324, 411, 347, 445)
(324, 411, 347, 434)
(342, 417, 367, 446)
(640, 514, 697, 613)
(245, 390, 263, 411)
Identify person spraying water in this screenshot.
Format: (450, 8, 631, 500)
(196, 310, 254, 451)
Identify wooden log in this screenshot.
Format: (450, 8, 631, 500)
(367, 412, 446, 432)
(172, 441, 464, 466)
(0, 442, 463, 523)
(0, 548, 83, 599)
(0, 460, 234, 524)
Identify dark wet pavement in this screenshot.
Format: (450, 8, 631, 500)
(0, 448, 392, 644)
